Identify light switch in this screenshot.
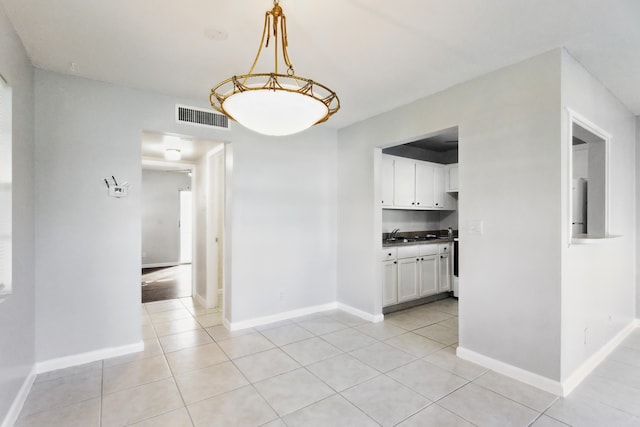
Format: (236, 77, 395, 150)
(468, 219, 483, 235)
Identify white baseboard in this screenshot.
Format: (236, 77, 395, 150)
(457, 346, 564, 396)
(561, 320, 637, 396)
(1, 366, 37, 427)
(193, 292, 208, 309)
(227, 300, 384, 331)
(35, 341, 144, 374)
(457, 320, 639, 397)
(336, 302, 384, 323)
(229, 302, 338, 331)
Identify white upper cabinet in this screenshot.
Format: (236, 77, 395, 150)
(414, 162, 435, 208)
(433, 166, 445, 209)
(381, 155, 394, 207)
(384, 154, 454, 210)
(445, 164, 459, 193)
(393, 157, 417, 207)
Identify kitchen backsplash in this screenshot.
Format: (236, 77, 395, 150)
(382, 209, 457, 233)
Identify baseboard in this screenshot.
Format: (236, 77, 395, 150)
(193, 292, 208, 309)
(35, 341, 144, 374)
(457, 319, 639, 397)
(141, 262, 178, 269)
(228, 302, 338, 331)
(336, 302, 384, 323)
(1, 366, 37, 427)
(561, 319, 637, 396)
(457, 346, 564, 396)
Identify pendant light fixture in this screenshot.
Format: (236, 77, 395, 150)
(210, 0, 340, 136)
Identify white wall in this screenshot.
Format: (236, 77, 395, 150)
(638, 116, 640, 319)
(194, 155, 207, 301)
(338, 50, 563, 380)
(33, 69, 338, 361)
(0, 2, 36, 422)
(141, 169, 191, 266)
(229, 132, 338, 322)
(560, 51, 637, 380)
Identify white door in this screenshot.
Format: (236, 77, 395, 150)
(179, 190, 192, 264)
(382, 260, 398, 307)
(438, 253, 451, 292)
(381, 156, 394, 206)
(432, 166, 445, 208)
(397, 257, 419, 302)
(415, 162, 434, 208)
(419, 255, 438, 296)
(393, 157, 415, 207)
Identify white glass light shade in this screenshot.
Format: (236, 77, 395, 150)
(164, 148, 181, 161)
(222, 88, 329, 136)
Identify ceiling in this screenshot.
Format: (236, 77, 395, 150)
(406, 127, 459, 152)
(141, 131, 222, 164)
(3, 1, 640, 130)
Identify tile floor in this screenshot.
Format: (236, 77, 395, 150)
(14, 297, 640, 426)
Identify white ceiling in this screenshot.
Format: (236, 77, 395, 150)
(3, 0, 640, 129)
(141, 131, 221, 163)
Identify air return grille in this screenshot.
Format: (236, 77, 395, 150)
(176, 104, 229, 129)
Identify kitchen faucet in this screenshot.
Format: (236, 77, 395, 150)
(389, 228, 400, 239)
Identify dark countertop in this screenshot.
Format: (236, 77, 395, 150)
(383, 237, 454, 248)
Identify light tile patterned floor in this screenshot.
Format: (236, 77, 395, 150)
(14, 297, 640, 426)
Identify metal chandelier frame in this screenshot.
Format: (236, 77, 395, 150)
(210, 0, 340, 128)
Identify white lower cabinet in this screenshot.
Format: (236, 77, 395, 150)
(382, 243, 452, 307)
(397, 257, 419, 302)
(382, 259, 398, 306)
(419, 255, 438, 296)
(438, 253, 451, 292)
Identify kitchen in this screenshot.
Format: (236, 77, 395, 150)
(379, 127, 459, 314)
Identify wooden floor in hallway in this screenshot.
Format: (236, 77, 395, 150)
(141, 264, 192, 303)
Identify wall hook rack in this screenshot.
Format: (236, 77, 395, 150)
(104, 176, 130, 198)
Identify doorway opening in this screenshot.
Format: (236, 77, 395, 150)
(141, 131, 226, 310)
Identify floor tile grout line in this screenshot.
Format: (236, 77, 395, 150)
(470, 373, 560, 415)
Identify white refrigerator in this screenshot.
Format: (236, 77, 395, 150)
(572, 178, 587, 235)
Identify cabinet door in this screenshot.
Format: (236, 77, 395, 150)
(414, 162, 434, 208)
(438, 253, 451, 292)
(433, 166, 445, 209)
(419, 255, 438, 297)
(381, 156, 394, 206)
(397, 257, 419, 302)
(382, 260, 398, 307)
(393, 157, 415, 207)
(447, 165, 459, 192)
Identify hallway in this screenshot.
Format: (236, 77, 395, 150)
(141, 265, 192, 303)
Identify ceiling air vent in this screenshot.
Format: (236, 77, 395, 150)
(176, 104, 229, 130)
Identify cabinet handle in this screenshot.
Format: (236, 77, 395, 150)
(416, 258, 420, 261)
(393, 261, 397, 264)
(435, 203, 439, 206)
(421, 257, 424, 261)
(388, 253, 392, 256)
(440, 255, 444, 259)
(416, 202, 420, 205)
(411, 202, 415, 205)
